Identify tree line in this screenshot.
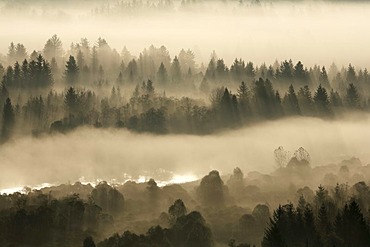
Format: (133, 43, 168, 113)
(0, 37, 369, 142)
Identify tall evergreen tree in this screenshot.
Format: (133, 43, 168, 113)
(157, 62, 169, 86)
(39, 55, 53, 88)
(245, 62, 256, 80)
(279, 60, 294, 86)
(1, 98, 15, 142)
(319, 66, 330, 89)
(230, 58, 246, 82)
(237, 81, 250, 118)
(346, 64, 357, 84)
(313, 84, 330, 116)
(7, 42, 16, 64)
(21, 59, 29, 86)
(215, 59, 228, 81)
(64, 56, 79, 85)
(335, 200, 370, 247)
(13, 62, 21, 88)
(64, 87, 79, 116)
(15, 43, 27, 62)
(329, 89, 343, 108)
(294, 61, 308, 86)
(262, 206, 287, 247)
(297, 85, 314, 115)
(91, 46, 99, 78)
(283, 84, 300, 115)
(346, 83, 361, 109)
(171, 56, 182, 83)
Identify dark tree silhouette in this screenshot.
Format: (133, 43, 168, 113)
(1, 97, 15, 142)
(313, 84, 330, 116)
(65, 55, 79, 85)
(283, 84, 300, 115)
(346, 83, 361, 109)
(83, 236, 96, 247)
(157, 62, 169, 86)
(196, 170, 227, 208)
(168, 199, 187, 225)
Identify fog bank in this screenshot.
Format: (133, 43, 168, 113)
(0, 115, 369, 191)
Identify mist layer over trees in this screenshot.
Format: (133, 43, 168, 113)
(0, 36, 370, 142)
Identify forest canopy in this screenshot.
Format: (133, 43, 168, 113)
(0, 37, 369, 142)
(1, 151, 370, 247)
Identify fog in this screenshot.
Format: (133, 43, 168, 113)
(1, 1, 370, 67)
(0, 114, 369, 191)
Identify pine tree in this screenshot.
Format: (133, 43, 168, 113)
(215, 59, 228, 81)
(91, 46, 99, 80)
(40, 56, 53, 88)
(335, 200, 370, 247)
(346, 83, 361, 108)
(303, 204, 320, 247)
(237, 81, 248, 99)
(1, 97, 15, 142)
(262, 206, 287, 247)
(171, 56, 182, 83)
(7, 42, 16, 64)
(15, 43, 27, 62)
(294, 61, 308, 85)
(319, 66, 330, 89)
(313, 84, 330, 116)
(297, 85, 313, 115)
(64, 55, 79, 85)
(245, 62, 256, 80)
(329, 89, 343, 108)
(283, 84, 300, 115)
(3, 66, 14, 88)
(21, 59, 29, 86)
(64, 87, 78, 116)
(317, 204, 331, 246)
(116, 71, 123, 85)
(157, 62, 168, 86)
(13, 62, 21, 88)
(346, 64, 357, 84)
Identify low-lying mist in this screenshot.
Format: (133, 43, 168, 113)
(0, 114, 369, 191)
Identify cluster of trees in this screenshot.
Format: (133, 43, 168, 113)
(1, 150, 370, 246)
(1, 55, 53, 90)
(203, 57, 370, 97)
(0, 75, 365, 143)
(98, 204, 213, 247)
(0, 37, 369, 142)
(2, 36, 370, 95)
(263, 194, 370, 247)
(0, 192, 112, 247)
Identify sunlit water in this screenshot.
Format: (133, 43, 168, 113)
(0, 174, 199, 195)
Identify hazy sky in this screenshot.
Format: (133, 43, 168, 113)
(1, 2, 370, 68)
